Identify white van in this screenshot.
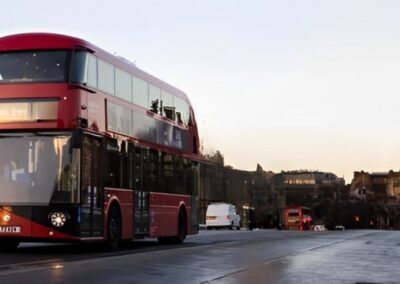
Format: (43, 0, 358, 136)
(206, 203, 241, 230)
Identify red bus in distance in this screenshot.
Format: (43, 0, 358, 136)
(0, 33, 201, 251)
(283, 206, 312, 230)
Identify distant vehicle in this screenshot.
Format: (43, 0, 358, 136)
(283, 206, 312, 230)
(314, 225, 327, 231)
(206, 203, 241, 230)
(335, 225, 345, 231)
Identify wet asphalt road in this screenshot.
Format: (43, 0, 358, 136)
(0, 229, 398, 284)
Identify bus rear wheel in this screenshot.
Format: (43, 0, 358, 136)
(158, 208, 187, 245)
(174, 208, 187, 244)
(1, 240, 20, 253)
(107, 206, 121, 250)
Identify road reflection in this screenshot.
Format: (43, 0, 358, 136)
(0, 240, 198, 269)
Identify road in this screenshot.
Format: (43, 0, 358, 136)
(0, 229, 399, 283)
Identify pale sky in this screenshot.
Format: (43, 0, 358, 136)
(3, 0, 400, 182)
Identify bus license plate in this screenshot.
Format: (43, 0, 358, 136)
(0, 226, 21, 233)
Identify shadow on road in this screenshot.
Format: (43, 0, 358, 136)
(0, 240, 200, 267)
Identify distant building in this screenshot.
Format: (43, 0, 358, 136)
(198, 160, 225, 224)
(350, 170, 400, 201)
(198, 161, 400, 230)
(274, 170, 345, 206)
(198, 160, 277, 228)
(348, 171, 400, 229)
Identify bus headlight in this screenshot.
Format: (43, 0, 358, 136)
(2, 214, 11, 223)
(49, 212, 68, 228)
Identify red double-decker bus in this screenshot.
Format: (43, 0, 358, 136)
(0, 33, 201, 251)
(283, 206, 312, 230)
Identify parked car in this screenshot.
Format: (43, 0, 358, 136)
(314, 225, 327, 231)
(335, 225, 345, 231)
(206, 203, 241, 230)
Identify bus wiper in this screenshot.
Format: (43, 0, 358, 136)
(8, 78, 34, 82)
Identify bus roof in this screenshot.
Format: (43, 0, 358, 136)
(0, 33, 189, 101)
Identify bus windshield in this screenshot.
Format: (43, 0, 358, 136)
(0, 133, 79, 205)
(0, 50, 69, 83)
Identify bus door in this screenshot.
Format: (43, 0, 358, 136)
(80, 135, 103, 237)
(133, 147, 149, 237)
